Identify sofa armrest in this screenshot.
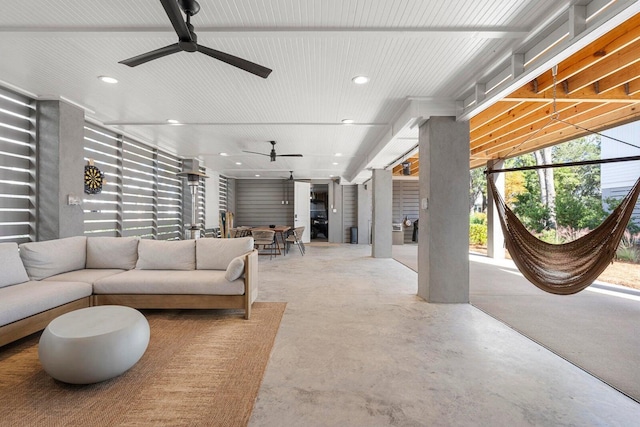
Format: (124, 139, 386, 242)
(243, 249, 259, 319)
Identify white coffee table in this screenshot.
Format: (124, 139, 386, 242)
(38, 305, 150, 384)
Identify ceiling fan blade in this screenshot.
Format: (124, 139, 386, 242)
(242, 150, 270, 156)
(159, 0, 193, 41)
(197, 45, 272, 79)
(277, 154, 304, 157)
(119, 43, 181, 67)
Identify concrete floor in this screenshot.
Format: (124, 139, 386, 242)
(250, 243, 640, 426)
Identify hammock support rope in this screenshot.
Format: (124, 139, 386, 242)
(488, 174, 640, 295)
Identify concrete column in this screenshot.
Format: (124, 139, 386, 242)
(486, 159, 505, 259)
(357, 183, 372, 244)
(372, 168, 392, 258)
(35, 100, 85, 241)
(328, 181, 343, 243)
(417, 116, 470, 303)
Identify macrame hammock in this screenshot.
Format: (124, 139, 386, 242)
(487, 173, 640, 295)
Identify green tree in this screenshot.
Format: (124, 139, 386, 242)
(470, 167, 486, 212)
(552, 135, 607, 229)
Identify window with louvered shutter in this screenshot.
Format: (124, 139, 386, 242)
(219, 175, 228, 213)
(83, 124, 121, 237)
(157, 152, 182, 240)
(84, 125, 184, 240)
(121, 138, 157, 239)
(0, 87, 35, 244)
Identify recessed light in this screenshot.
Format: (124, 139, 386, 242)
(219, 152, 228, 156)
(334, 153, 343, 157)
(166, 119, 182, 125)
(341, 119, 354, 124)
(235, 162, 242, 165)
(332, 162, 339, 165)
(329, 174, 334, 178)
(255, 174, 260, 177)
(98, 75, 118, 84)
(352, 75, 369, 85)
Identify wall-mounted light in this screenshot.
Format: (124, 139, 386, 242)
(402, 161, 411, 176)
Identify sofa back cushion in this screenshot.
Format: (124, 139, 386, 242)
(196, 237, 254, 270)
(136, 239, 195, 270)
(86, 237, 139, 270)
(0, 242, 30, 288)
(19, 236, 87, 280)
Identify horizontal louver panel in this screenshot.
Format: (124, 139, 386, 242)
(122, 137, 157, 239)
(83, 124, 121, 237)
(0, 87, 34, 244)
(157, 151, 182, 240)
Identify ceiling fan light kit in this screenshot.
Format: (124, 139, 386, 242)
(119, 0, 272, 79)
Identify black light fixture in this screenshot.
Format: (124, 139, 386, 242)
(402, 161, 411, 176)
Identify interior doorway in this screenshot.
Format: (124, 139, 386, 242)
(310, 183, 328, 241)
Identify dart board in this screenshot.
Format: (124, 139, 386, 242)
(84, 164, 104, 194)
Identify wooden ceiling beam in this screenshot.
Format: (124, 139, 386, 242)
(473, 102, 608, 156)
(469, 101, 523, 132)
(596, 62, 640, 94)
(565, 40, 640, 94)
(470, 101, 552, 143)
(530, 13, 640, 94)
(485, 103, 636, 158)
(628, 77, 640, 95)
(471, 102, 579, 151)
(505, 84, 640, 102)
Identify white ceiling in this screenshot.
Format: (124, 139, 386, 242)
(1, 0, 636, 183)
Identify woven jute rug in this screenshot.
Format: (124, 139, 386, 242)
(0, 302, 286, 426)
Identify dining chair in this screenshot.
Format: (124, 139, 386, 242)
(285, 226, 306, 256)
(252, 229, 278, 259)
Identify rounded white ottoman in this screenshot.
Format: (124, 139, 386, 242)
(38, 305, 150, 384)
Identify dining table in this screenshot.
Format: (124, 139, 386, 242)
(251, 225, 291, 256)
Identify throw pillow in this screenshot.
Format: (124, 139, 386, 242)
(196, 236, 254, 270)
(86, 237, 139, 269)
(225, 255, 246, 281)
(136, 239, 196, 270)
(0, 242, 30, 288)
(19, 236, 87, 280)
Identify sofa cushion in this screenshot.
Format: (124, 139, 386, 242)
(0, 280, 92, 327)
(225, 255, 245, 281)
(0, 242, 30, 288)
(19, 236, 87, 281)
(136, 239, 195, 270)
(196, 237, 254, 270)
(43, 269, 126, 285)
(86, 237, 139, 270)
(93, 270, 245, 295)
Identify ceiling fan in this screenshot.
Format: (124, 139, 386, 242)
(119, 0, 272, 79)
(243, 141, 303, 162)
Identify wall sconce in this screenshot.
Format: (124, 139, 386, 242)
(402, 161, 411, 176)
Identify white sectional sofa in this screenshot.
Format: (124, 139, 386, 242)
(0, 236, 259, 347)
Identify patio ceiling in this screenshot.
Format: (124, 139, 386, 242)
(393, 11, 640, 176)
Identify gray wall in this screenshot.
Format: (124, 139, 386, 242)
(328, 181, 343, 243)
(36, 100, 85, 240)
(342, 185, 357, 242)
(372, 169, 393, 258)
(357, 184, 372, 244)
(234, 179, 294, 227)
(393, 179, 420, 242)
